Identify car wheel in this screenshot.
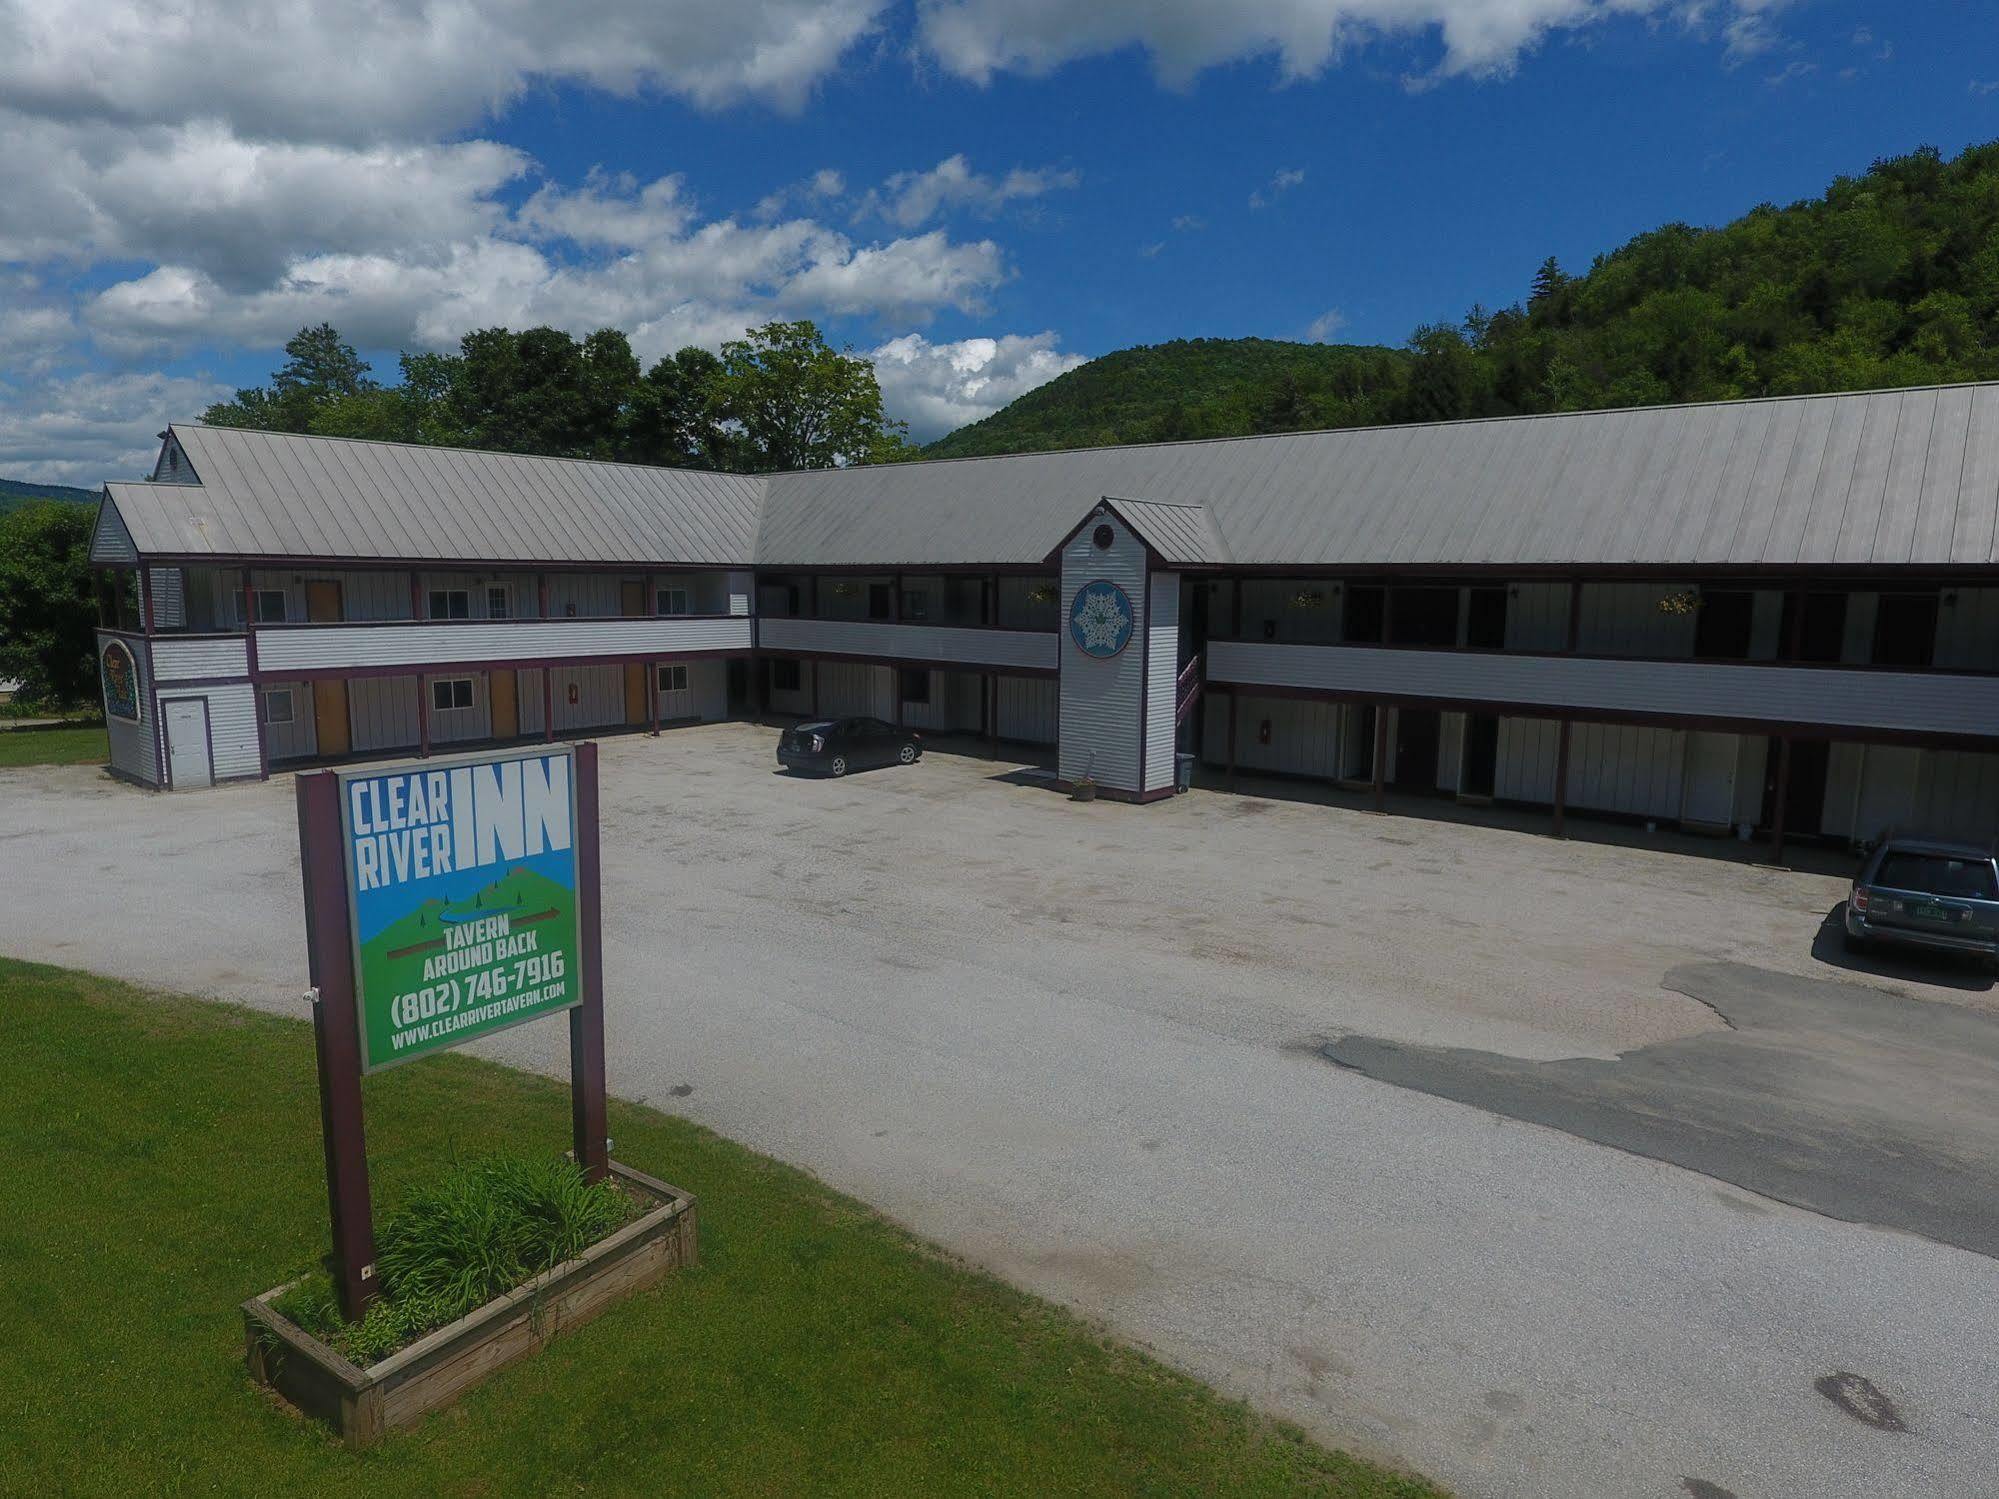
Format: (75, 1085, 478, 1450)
(898, 743, 917, 764)
(829, 755, 848, 777)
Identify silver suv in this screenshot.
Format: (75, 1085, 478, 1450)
(1845, 831, 1999, 968)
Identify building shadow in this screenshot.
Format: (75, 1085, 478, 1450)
(1810, 903, 1995, 991)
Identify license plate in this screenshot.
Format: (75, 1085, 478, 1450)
(1908, 902, 1952, 922)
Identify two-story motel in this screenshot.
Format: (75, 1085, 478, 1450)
(92, 382, 1999, 855)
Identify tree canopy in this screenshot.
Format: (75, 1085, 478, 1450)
(0, 501, 98, 707)
(202, 319, 909, 472)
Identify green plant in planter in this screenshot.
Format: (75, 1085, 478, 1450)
(272, 1155, 638, 1366)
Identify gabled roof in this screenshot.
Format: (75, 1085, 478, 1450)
(87, 382, 1999, 573)
(107, 423, 765, 565)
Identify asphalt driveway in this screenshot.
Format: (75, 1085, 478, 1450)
(4, 724, 1999, 1499)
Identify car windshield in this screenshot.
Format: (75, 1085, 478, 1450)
(1874, 851, 1999, 900)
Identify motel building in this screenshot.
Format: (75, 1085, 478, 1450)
(91, 383, 1999, 855)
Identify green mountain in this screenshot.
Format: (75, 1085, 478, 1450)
(926, 140, 1999, 458)
(922, 338, 1411, 459)
(0, 478, 99, 517)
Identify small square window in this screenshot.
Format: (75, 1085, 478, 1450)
(657, 663, 689, 693)
(899, 668, 931, 705)
(772, 659, 802, 692)
(263, 688, 294, 725)
(657, 587, 690, 615)
(431, 677, 474, 711)
(486, 585, 511, 619)
(244, 588, 287, 625)
(428, 589, 470, 620)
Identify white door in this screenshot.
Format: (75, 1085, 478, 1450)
(164, 698, 212, 789)
(1680, 731, 1738, 827)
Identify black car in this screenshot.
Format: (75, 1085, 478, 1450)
(776, 717, 922, 777)
(1845, 830, 1999, 967)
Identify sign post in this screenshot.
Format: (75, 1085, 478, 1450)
(296, 741, 607, 1318)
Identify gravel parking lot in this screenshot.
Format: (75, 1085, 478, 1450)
(6, 723, 1999, 1499)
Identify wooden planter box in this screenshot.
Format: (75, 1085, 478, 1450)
(243, 1162, 696, 1448)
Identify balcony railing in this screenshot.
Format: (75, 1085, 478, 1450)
(758, 616, 1057, 672)
(1207, 639, 1999, 740)
(250, 614, 754, 676)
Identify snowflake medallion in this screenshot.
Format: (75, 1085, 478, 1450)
(1068, 580, 1135, 658)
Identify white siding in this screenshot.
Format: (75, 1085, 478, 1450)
(818, 662, 894, 718)
(1577, 582, 1696, 656)
(1496, 718, 1559, 804)
(767, 660, 813, 716)
(1201, 695, 1346, 778)
(1918, 749, 1999, 836)
(148, 568, 186, 629)
(261, 681, 318, 762)
(152, 635, 250, 682)
(349, 676, 420, 753)
(99, 632, 160, 785)
(756, 616, 1056, 671)
(1239, 579, 1343, 644)
(253, 616, 752, 673)
(548, 574, 629, 618)
(423, 672, 493, 745)
(1058, 512, 1147, 792)
(1506, 583, 1570, 651)
(91, 500, 139, 564)
(551, 666, 627, 731)
(997, 676, 1057, 744)
(658, 658, 728, 722)
(1680, 733, 1743, 827)
(996, 577, 1060, 631)
(1936, 589, 1999, 670)
(1824, 744, 1924, 841)
(157, 683, 260, 786)
(1143, 572, 1180, 793)
(1564, 723, 1687, 819)
(1208, 640, 1999, 739)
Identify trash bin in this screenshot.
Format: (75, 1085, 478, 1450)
(1174, 752, 1195, 793)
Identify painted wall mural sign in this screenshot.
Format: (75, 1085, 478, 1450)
(339, 746, 582, 1073)
(1069, 579, 1135, 659)
(100, 638, 140, 720)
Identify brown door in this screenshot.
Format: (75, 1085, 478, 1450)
(489, 670, 518, 741)
(314, 680, 351, 757)
(620, 581, 648, 723)
(620, 580, 646, 617)
(304, 579, 343, 622)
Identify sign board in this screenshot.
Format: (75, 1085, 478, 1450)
(337, 745, 582, 1073)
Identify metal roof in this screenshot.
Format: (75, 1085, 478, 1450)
(756, 383, 1999, 570)
(93, 383, 1999, 572)
(110, 424, 765, 565)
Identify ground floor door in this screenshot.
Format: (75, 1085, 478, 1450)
(623, 663, 648, 725)
(1460, 714, 1500, 797)
(313, 678, 351, 757)
(1393, 708, 1442, 791)
(163, 698, 212, 788)
(1764, 737, 1832, 837)
(489, 670, 518, 740)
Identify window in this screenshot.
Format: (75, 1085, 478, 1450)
(430, 677, 474, 712)
(1466, 587, 1508, 650)
(902, 589, 929, 621)
(240, 588, 287, 625)
(1694, 590, 1755, 660)
(1782, 592, 1848, 663)
(486, 585, 511, 619)
(657, 587, 690, 615)
(1342, 585, 1386, 644)
(899, 668, 931, 704)
(1874, 852, 1999, 900)
(1872, 593, 1939, 668)
(1387, 587, 1459, 647)
(428, 589, 470, 620)
(868, 583, 893, 620)
(262, 687, 294, 725)
(657, 663, 688, 693)
(771, 659, 803, 692)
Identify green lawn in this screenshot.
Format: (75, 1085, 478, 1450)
(0, 721, 108, 766)
(0, 959, 1444, 1499)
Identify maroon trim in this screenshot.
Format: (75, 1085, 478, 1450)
(1213, 680, 1999, 753)
(155, 693, 214, 790)
(249, 610, 743, 630)
(571, 741, 609, 1183)
(1136, 575, 1150, 794)
(768, 615, 1054, 635)
(416, 673, 430, 758)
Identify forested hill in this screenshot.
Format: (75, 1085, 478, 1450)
(0, 478, 99, 517)
(926, 140, 1999, 457)
(922, 339, 1410, 458)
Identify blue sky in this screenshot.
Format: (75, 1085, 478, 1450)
(2, 0, 1995, 482)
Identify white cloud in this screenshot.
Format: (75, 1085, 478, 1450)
(853, 153, 1080, 228)
(1305, 308, 1348, 341)
(1973, 79, 1999, 97)
(914, 0, 1782, 87)
(1171, 214, 1207, 231)
(1249, 167, 1306, 209)
(869, 330, 1086, 439)
(0, 0, 888, 143)
(0, 368, 229, 485)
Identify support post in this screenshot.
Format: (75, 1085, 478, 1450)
(1553, 719, 1573, 838)
(410, 571, 423, 621)
(140, 565, 155, 636)
(416, 676, 430, 758)
(1227, 690, 1239, 792)
(571, 742, 609, 1184)
(1372, 705, 1388, 813)
(296, 771, 377, 1319)
(810, 660, 819, 718)
(542, 668, 554, 743)
(649, 660, 660, 737)
(988, 672, 998, 759)
(1771, 735, 1793, 865)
